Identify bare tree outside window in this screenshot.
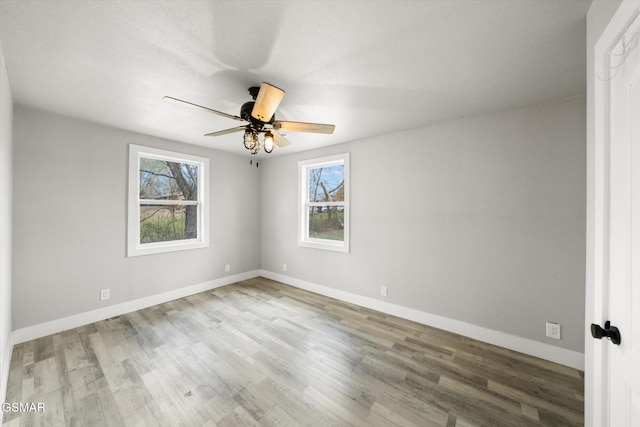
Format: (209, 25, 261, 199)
(308, 164, 345, 241)
(139, 158, 199, 243)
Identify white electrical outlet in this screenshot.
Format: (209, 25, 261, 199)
(225, 264, 230, 272)
(100, 289, 110, 301)
(546, 322, 561, 339)
(380, 286, 388, 297)
(283, 264, 287, 272)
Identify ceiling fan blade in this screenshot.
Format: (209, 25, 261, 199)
(204, 126, 246, 137)
(164, 96, 244, 122)
(273, 120, 335, 134)
(251, 82, 285, 122)
(272, 129, 290, 147)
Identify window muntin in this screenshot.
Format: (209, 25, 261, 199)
(299, 153, 349, 252)
(128, 145, 209, 256)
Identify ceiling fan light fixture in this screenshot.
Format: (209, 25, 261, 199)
(263, 131, 275, 153)
(243, 129, 257, 150)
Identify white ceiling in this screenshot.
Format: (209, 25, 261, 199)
(0, 0, 591, 157)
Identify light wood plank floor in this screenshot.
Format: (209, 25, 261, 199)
(3, 277, 584, 426)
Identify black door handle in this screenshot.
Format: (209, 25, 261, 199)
(591, 321, 621, 345)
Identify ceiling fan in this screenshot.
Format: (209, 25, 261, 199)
(164, 83, 335, 154)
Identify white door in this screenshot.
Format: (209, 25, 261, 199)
(592, 1, 640, 426)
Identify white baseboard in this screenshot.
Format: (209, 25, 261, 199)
(1, 331, 14, 423)
(258, 270, 585, 371)
(12, 270, 260, 345)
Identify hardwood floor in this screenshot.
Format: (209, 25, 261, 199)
(2, 277, 584, 426)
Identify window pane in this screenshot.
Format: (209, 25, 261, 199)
(308, 164, 344, 202)
(140, 204, 198, 243)
(308, 205, 344, 241)
(139, 158, 199, 201)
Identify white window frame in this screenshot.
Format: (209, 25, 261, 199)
(127, 144, 209, 257)
(298, 153, 350, 253)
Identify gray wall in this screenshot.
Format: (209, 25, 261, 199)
(260, 96, 586, 353)
(10, 93, 586, 355)
(12, 106, 260, 329)
(0, 44, 13, 396)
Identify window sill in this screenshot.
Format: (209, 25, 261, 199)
(298, 239, 349, 253)
(127, 239, 208, 257)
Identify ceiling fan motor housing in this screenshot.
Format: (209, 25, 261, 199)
(240, 101, 274, 126)
(248, 86, 261, 100)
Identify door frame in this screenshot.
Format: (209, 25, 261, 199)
(588, 1, 640, 426)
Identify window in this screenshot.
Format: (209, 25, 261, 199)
(127, 144, 209, 257)
(298, 153, 349, 252)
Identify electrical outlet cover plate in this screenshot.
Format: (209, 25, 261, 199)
(546, 322, 561, 339)
(100, 289, 110, 301)
(380, 286, 388, 297)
